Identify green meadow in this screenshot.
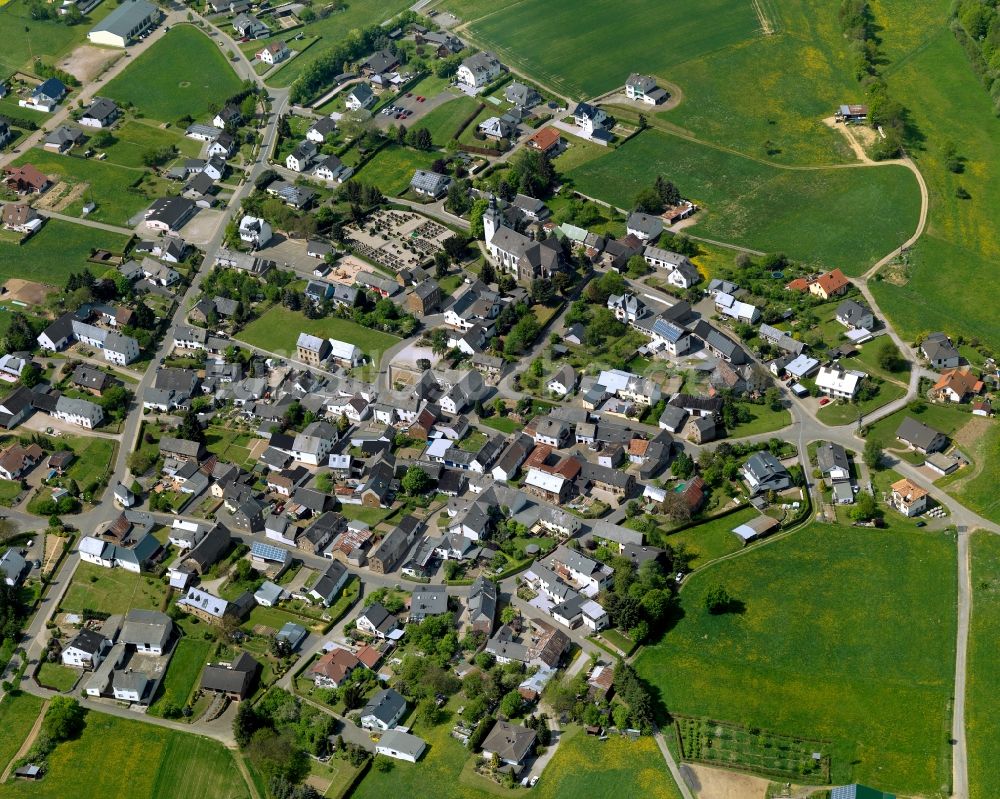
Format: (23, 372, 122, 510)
(636, 522, 956, 795)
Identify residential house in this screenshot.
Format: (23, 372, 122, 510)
(1, 203, 43, 235)
(21, 77, 66, 112)
(547, 364, 577, 397)
(5, 164, 51, 194)
(0, 549, 27, 587)
(200, 652, 260, 701)
(43, 125, 84, 153)
(296, 332, 330, 366)
(345, 84, 375, 111)
(0, 443, 43, 481)
(376, 729, 425, 763)
(525, 127, 563, 155)
(920, 333, 961, 369)
(742, 451, 791, 495)
(306, 116, 337, 143)
(931, 368, 983, 403)
(308, 560, 349, 606)
(836, 299, 875, 331)
(625, 73, 668, 104)
(311, 648, 362, 688)
(238, 215, 272, 248)
(481, 720, 536, 769)
(61, 629, 111, 669)
(52, 396, 104, 429)
(256, 40, 289, 65)
(625, 211, 663, 243)
(356, 602, 400, 639)
(285, 140, 317, 172)
(360, 687, 407, 730)
(79, 97, 120, 128)
(457, 51, 502, 88)
(895, 417, 947, 454)
(815, 365, 866, 399)
(505, 81, 540, 108)
(466, 576, 497, 635)
(232, 12, 269, 38)
(409, 169, 450, 199)
(809, 268, 850, 299)
(890, 478, 929, 517)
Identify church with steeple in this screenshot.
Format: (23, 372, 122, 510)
(482, 195, 566, 287)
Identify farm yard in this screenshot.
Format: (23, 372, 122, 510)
(564, 129, 921, 275)
(0, 707, 251, 799)
(0, 220, 131, 286)
(237, 306, 401, 363)
(103, 25, 243, 122)
(635, 522, 956, 795)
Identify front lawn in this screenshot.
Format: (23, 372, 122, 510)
(0, 478, 22, 506)
(635, 522, 956, 794)
(237, 306, 400, 362)
(815, 381, 907, 426)
(103, 25, 243, 122)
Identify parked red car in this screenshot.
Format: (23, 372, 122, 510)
(417, 96, 425, 102)
(819, 397, 830, 406)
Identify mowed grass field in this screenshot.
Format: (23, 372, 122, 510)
(60, 562, 169, 615)
(354, 145, 440, 196)
(865, 0, 1000, 351)
(100, 120, 202, 168)
(0, 692, 44, 772)
(0, 708, 250, 799)
(237, 305, 400, 361)
(661, 506, 758, 569)
(0, 220, 131, 286)
(566, 130, 921, 274)
(416, 96, 481, 146)
(636, 523, 956, 794)
(457, 0, 758, 100)
(967, 533, 1000, 799)
(103, 25, 242, 122)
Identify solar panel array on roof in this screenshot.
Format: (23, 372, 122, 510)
(250, 541, 288, 562)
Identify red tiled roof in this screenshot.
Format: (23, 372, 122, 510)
(812, 268, 849, 295)
(527, 127, 561, 151)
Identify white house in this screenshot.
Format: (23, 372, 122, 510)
(714, 292, 760, 324)
(238, 215, 273, 248)
(53, 396, 104, 429)
(815, 365, 866, 400)
(328, 338, 363, 367)
(62, 629, 111, 669)
(256, 40, 289, 65)
(285, 140, 317, 172)
(345, 84, 375, 111)
(625, 73, 668, 105)
(457, 51, 502, 88)
(376, 729, 425, 763)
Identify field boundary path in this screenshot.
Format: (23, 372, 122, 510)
(0, 698, 49, 783)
